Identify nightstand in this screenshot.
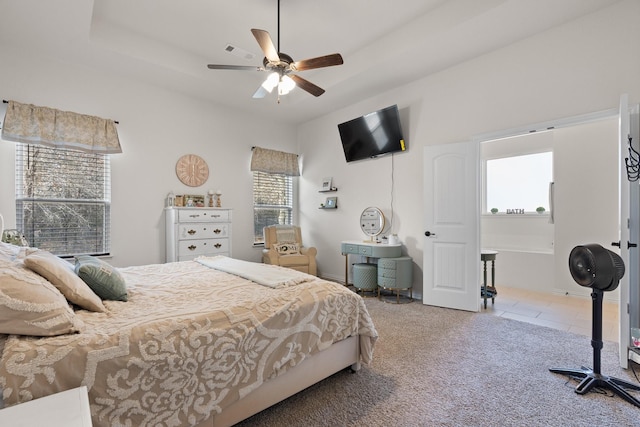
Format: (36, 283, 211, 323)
(0, 386, 92, 426)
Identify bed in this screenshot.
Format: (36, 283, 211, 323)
(0, 243, 378, 427)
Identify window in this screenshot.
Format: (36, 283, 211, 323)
(15, 144, 111, 257)
(485, 151, 553, 213)
(253, 171, 293, 244)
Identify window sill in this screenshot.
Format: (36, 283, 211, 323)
(483, 213, 550, 217)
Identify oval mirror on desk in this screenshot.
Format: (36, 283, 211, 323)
(360, 207, 385, 240)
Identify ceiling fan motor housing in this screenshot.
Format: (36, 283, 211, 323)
(263, 53, 294, 74)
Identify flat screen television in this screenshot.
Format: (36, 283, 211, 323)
(338, 104, 406, 163)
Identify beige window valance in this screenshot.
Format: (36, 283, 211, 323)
(1, 100, 122, 154)
(250, 146, 300, 176)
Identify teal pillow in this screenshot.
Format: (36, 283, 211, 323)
(74, 255, 128, 301)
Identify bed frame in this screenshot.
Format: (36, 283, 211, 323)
(199, 335, 360, 427)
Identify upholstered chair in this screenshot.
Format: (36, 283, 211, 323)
(262, 225, 317, 276)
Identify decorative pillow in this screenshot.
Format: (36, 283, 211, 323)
(0, 241, 21, 261)
(0, 259, 83, 336)
(24, 250, 105, 312)
(274, 242, 300, 255)
(0, 241, 38, 262)
(75, 255, 128, 301)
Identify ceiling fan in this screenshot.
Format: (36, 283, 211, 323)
(206, 0, 343, 102)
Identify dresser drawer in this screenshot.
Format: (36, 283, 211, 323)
(177, 223, 229, 240)
(341, 243, 360, 255)
(178, 209, 230, 222)
(378, 258, 399, 270)
(178, 238, 229, 257)
(378, 268, 397, 279)
(359, 246, 373, 256)
(378, 276, 397, 287)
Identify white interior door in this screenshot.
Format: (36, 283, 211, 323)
(423, 141, 480, 311)
(619, 94, 630, 368)
(618, 95, 640, 369)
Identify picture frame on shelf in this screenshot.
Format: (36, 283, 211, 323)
(184, 194, 205, 207)
(321, 177, 332, 192)
(324, 197, 337, 209)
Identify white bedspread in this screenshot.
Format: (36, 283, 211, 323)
(196, 255, 313, 288)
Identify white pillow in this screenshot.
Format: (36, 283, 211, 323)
(0, 259, 83, 336)
(24, 250, 106, 312)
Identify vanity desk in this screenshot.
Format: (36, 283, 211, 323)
(341, 240, 402, 286)
(341, 241, 413, 303)
(342, 207, 413, 302)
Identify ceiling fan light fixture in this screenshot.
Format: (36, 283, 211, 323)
(261, 72, 279, 92)
(278, 75, 296, 95)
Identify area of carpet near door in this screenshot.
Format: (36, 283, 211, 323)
(235, 298, 640, 426)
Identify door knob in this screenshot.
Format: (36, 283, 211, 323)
(425, 231, 436, 237)
(612, 241, 621, 247)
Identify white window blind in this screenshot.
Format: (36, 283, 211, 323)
(15, 144, 111, 257)
(253, 171, 293, 244)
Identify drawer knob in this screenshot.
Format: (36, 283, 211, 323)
(214, 243, 222, 248)
(187, 229, 196, 235)
(188, 245, 197, 251)
(213, 229, 221, 234)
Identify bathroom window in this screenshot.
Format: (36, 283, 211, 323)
(485, 151, 553, 213)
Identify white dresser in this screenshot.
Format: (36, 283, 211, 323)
(165, 207, 232, 262)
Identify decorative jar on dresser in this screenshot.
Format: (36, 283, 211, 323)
(165, 207, 232, 262)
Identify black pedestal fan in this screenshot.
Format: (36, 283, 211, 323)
(549, 244, 640, 407)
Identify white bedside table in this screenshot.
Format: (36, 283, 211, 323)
(0, 386, 92, 426)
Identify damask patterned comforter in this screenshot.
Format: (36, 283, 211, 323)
(0, 259, 378, 426)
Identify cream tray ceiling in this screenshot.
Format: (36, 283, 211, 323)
(0, 0, 618, 125)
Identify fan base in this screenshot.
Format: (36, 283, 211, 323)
(549, 366, 640, 407)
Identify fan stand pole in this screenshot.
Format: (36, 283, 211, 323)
(549, 289, 640, 407)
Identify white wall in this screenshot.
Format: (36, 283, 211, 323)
(297, 1, 640, 299)
(0, 46, 297, 267)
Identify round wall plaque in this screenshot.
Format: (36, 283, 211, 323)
(176, 154, 209, 187)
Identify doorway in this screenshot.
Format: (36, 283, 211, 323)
(479, 116, 620, 306)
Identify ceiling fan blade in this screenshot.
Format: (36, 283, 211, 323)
(207, 64, 264, 71)
(252, 85, 268, 99)
(251, 29, 280, 63)
(290, 75, 325, 97)
(292, 54, 343, 71)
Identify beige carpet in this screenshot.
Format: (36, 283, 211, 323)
(236, 298, 640, 426)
